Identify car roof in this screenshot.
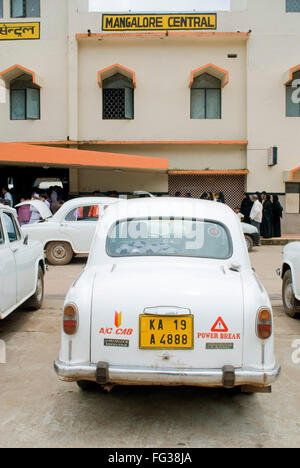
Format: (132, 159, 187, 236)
(0, 204, 17, 215)
(102, 197, 236, 223)
(15, 199, 53, 220)
(51, 196, 124, 221)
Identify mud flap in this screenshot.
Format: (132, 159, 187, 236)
(96, 362, 109, 385)
(222, 366, 235, 389)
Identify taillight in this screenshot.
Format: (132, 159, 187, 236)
(63, 304, 78, 335)
(256, 308, 272, 340)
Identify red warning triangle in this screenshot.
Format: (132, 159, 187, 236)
(211, 317, 228, 333)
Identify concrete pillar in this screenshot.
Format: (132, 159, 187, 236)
(69, 168, 79, 194)
(68, 0, 78, 141)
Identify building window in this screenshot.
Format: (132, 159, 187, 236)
(190, 73, 221, 119)
(286, 70, 300, 117)
(287, 0, 300, 11)
(10, 73, 40, 120)
(11, 0, 40, 18)
(0, 0, 3, 18)
(102, 73, 134, 120)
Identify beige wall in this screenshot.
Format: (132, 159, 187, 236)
(77, 37, 247, 142)
(0, 0, 69, 142)
(76, 168, 168, 193)
(1, 0, 300, 209)
(81, 144, 246, 172)
(246, 0, 300, 193)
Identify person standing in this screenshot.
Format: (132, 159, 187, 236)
(1, 187, 13, 207)
(250, 194, 263, 245)
(262, 194, 273, 239)
(215, 192, 225, 204)
(18, 197, 31, 226)
(272, 195, 283, 238)
(240, 193, 253, 224)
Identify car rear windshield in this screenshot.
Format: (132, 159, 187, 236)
(107, 218, 232, 259)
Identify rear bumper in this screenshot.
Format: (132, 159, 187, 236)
(54, 360, 281, 388)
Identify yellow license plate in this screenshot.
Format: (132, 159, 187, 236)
(139, 315, 194, 349)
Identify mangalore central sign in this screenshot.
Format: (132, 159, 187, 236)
(102, 13, 217, 32)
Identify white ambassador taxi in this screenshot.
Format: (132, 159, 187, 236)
(54, 198, 280, 393)
(0, 205, 45, 320)
(278, 242, 300, 318)
(17, 197, 120, 265)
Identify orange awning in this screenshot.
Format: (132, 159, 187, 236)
(169, 170, 249, 175)
(0, 143, 168, 172)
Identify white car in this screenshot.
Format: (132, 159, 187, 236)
(0, 205, 45, 320)
(54, 198, 280, 393)
(242, 223, 260, 252)
(278, 242, 300, 318)
(17, 197, 120, 265)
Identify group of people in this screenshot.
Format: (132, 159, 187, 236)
(239, 192, 283, 240)
(1, 184, 284, 239)
(174, 189, 283, 241)
(0, 186, 122, 226)
(175, 191, 226, 203)
(0, 185, 66, 225)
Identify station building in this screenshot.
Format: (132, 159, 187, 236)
(1, 0, 300, 233)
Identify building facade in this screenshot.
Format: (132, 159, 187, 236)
(0, 0, 300, 232)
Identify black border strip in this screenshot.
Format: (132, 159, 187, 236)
(0, 22, 40, 40)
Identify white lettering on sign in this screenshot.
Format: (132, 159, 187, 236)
(291, 339, 300, 364)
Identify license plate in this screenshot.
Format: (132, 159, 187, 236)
(139, 315, 194, 349)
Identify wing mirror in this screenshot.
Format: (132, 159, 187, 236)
(23, 234, 29, 245)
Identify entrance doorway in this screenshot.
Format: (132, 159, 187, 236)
(0, 166, 69, 204)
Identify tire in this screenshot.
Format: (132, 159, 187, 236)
(45, 241, 74, 266)
(245, 235, 254, 252)
(76, 381, 98, 392)
(25, 266, 44, 311)
(282, 270, 300, 318)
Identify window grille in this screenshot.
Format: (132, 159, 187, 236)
(102, 73, 134, 120)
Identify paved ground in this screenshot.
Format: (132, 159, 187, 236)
(0, 246, 299, 448)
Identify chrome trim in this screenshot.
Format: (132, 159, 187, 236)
(54, 360, 281, 387)
(276, 268, 282, 277)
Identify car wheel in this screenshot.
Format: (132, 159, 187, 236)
(76, 381, 99, 391)
(245, 235, 254, 252)
(283, 270, 300, 318)
(45, 242, 74, 266)
(25, 266, 44, 311)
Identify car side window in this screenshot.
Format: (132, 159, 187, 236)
(65, 205, 99, 222)
(0, 218, 5, 245)
(2, 213, 20, 243)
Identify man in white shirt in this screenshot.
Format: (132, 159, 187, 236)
(1, 187, 13, 207)
(250, 194, 263, 245)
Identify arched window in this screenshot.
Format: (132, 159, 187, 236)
(286, 70, 300, 117)
(10, 73, 40, 120)
(190, 73, 221, 119)
(102, 73, 134, 120)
